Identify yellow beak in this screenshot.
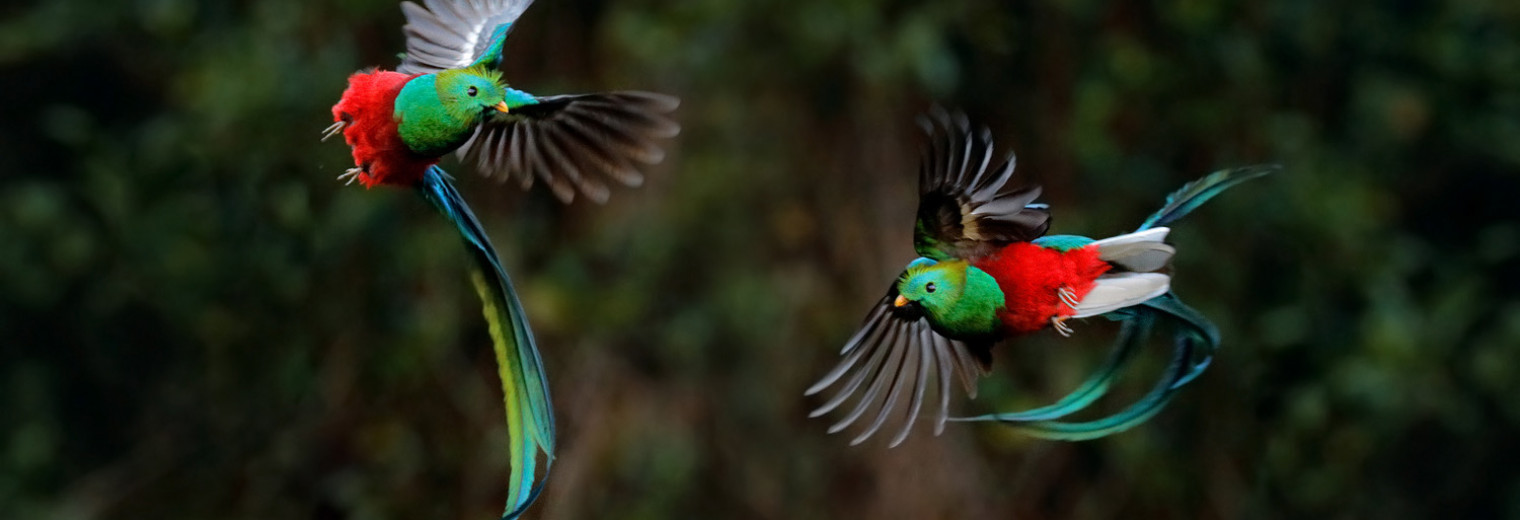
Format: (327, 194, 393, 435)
(893, 295, 909, 308)
(493, 101, 510, 113)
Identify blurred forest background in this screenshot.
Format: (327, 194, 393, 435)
(3, 0, 1520, 518)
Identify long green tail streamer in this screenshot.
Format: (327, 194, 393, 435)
(949, 315, 1152, 423)
(953, 293, 1214, 440)
(952, 293, 1217, 440)
(1139, 164, 1279, 231)
(419, 167, 554, 519)
(1142, 294, 1220, 389)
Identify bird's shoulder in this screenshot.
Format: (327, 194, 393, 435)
(1030, 234, 1096, 252)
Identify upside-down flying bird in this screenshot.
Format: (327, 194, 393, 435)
(325, 0, 679, 518)
(806, 110, 1272, 447)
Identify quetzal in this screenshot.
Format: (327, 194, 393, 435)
(806, 110, 1273, 447)
(325, 1, 679, 518)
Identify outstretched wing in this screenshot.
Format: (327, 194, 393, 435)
(418, 167, 554, 520)
(804, 286, 990, 447)
(397, 0, 535, 74)
(457, 92, 681, 204)
(913, 109, 1050, 261)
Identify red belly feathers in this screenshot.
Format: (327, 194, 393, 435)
(973, 242, 1111, 335)
(331, 70, 435, 187)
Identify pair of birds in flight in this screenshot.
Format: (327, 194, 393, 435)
(325, 0, 1272, 518)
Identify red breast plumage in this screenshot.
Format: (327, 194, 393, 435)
(331, 70, 436, 187)
(974, 242, 1111, 335)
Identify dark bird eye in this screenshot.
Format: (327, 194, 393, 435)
(467, 86, 478, 97)
(925, 282, 937, 293)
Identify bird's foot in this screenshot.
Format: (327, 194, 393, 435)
(321, 121, 347, 142)
(1057, 286, 1080, 310)
(337, 167, 364, 185)
(1051, 316, 1074, 337)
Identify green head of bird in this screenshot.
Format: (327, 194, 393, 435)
(895, 258, 964, 318)
(395, 65, 513, 157)
(435, 66, 511, 121)
(893, 258, 1005, 339)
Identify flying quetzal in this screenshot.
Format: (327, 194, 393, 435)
(806, 110, 1272, 447)
(325, 1, 679, 518)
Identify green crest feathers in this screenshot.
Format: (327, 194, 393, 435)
(466, 64, 504, 85)
(435, 66, 504, 105)
(436, 64, 503, 85)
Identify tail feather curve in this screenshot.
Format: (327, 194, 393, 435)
(1139, 164, 1279, 231)
(419, 167, 555, 520)
(953, 293, 1217, 441)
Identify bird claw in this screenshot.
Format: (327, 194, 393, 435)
(1051, 316, 1074, 337)
(321, 121, 346, 142)
(1057, 286, 1080, 309)
(337, 167, 364, 185)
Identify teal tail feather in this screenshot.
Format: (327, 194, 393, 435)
(418, 167, 554, 520)
(953, 293, 1218, 441)
(949, 315, 1150, 423)
(1138, 164, 1279, 231)
(1142, 293, 1220, 389)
